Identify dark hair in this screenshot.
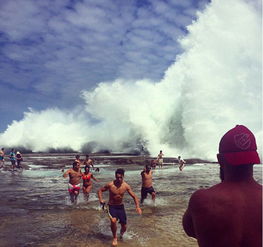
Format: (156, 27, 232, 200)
(145, 164, 151, 170)
(85, 165, 90, 170)
(75, 155, 80, 159)
(72, 161, 78, 168)
(115, 168, 125, 176)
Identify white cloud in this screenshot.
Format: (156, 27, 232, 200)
(0, 0, 261, 161)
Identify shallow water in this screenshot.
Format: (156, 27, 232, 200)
(0, 156, 262, 247)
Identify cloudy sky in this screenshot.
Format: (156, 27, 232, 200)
(0, 0, 261, 159)
(0, 0, 209, 131)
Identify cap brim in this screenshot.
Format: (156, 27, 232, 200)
(221, 151, 261, 165)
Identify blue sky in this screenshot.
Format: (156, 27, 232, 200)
(0, 0, 261, 159)
(0, 0, 210, 132)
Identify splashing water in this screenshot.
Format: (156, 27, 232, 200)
(0, 0, 261, 161)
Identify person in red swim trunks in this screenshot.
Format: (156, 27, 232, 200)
(82, 165, 99, 201)
(63, 161, 82, 204)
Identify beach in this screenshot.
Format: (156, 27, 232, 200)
(0, 153, 262, 247)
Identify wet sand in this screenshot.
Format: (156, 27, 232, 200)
(0, 153, 261, 247)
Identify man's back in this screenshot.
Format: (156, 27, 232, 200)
(184, 180, 262, 247)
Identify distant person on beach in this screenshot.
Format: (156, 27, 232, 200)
(183, 125, 262, 247)
(82, 165, 99, 201)
(74, 155, 82, 165)
(157, 150, 164, 168)
(63, 161, 82, 204)
(150, 159, 157, 169)
(83, 154, 94, 170)
(98, 168, 142, 247)
(9, 148, 16, 171)
(0, 148, 5, 168)
(16, 151, 23, 168)
(140, 164, 156, 204)
(178, 156, 186, 171)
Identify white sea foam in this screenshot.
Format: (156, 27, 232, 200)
(0, 0, 261, 161)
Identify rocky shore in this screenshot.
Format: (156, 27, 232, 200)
(8, 152, 216, 170)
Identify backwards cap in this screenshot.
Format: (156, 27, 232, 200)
(218, 125, 260, 165)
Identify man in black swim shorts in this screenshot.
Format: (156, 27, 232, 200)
(140, 165, 156, 204)
(98, 168, 142, 246)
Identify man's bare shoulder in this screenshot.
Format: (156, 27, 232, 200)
(188, 184, 226, 211)
(122, 181, 131, 190)
(107, 181, 114, 187)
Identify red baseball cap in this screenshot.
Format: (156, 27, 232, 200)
(217, 125, 261, 165)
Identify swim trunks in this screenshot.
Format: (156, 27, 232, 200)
(109, 204, 127, 225)
(141, 186, 155, 200)
(158, 159, 163, 164)
(68, 183, 81, 193)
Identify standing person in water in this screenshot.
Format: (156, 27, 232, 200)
(183, 125, 262, 247)
(83, 154, 94, 170)
(74, 155, 82, 165)
(63, 161, 82, 204)
(140, 164, 156, 204)
(178, 156, 186, 171)
(157, 150, 164, 168)
(98, 168, 142, 247)
(16, 151, 23, 168)
(82, 165, 99, 201)
(9, 148, 16, 171)
(0, 148, 5, 168)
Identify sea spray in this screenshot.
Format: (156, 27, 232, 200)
(0, 0, 261, 161)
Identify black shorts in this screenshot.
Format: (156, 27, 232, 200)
(141, 186, 155, 199)
(109, 204, 127, 225)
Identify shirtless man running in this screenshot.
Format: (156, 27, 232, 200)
(157, 150, 164, 168)
(98, 168, 142, 246)
(140, 164, 156, 204)
(178, 156, 186, 171)
(83, 154, 94, 170)
(74, 155, 82, 165)
(63, 161, 82, 204)
(183, 125, 262, 247)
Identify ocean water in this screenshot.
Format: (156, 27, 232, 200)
(0, 155, 262, 247)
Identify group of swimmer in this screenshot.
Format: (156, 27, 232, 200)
(1, 125, 262, 247)
(63, 151, 186, 246)
(63, 155, 156, 247)
(0, 147, 23, 171)
(64, 125, 262, 247)
(151, 150, 186, 171)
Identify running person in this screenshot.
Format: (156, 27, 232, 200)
(63, 161, 82, 204)
(150, 159, 157, 169)
(16, 151, 23, 168)
(0, 148, 5, 168)
(140, 164, 156, 204)
(157, 150, 164, 168)
(74, 155, 82, 165)
(9, 148, 16, 171)
(178, 156, 186, 171)
(83, 154, 94, 170)
(98, 168, 142, 247)
(82, 165, 99, 201)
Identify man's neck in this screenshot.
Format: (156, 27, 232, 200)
(224, 167, 254, 182)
